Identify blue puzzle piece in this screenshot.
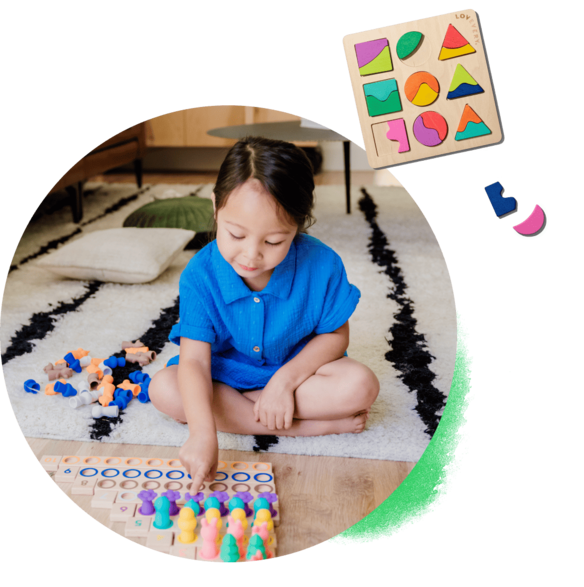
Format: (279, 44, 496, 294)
(485, 182, 517, 218)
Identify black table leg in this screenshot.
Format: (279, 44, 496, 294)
(67, 182, 83, 223)
(134, 158, 143, 188)
(343, 141, 351, 214)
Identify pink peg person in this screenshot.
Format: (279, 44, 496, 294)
(200, 517, 220, 560)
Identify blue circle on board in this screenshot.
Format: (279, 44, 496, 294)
(233, 472, 251, 482)
(145, 470, 163, 479)
(123, 469, 142, 478)
(80, 468, 98, 477)
(254, 473, 273, 483)
(166, 470, 185, 480)
(101, 469, 120, 478)
(215, 472, 228, 481)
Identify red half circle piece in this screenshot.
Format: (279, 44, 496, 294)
(421, 111, 448, 141)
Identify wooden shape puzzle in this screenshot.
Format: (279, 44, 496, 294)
(513, 205, 546, 236)
(43, 454, 279, 559)
(372, 118, 411, 157)
(343, 10, 502, 168)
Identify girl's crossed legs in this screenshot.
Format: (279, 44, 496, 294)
(149, 357, 379, 437)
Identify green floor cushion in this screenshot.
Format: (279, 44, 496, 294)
(124, 197, 214, 233)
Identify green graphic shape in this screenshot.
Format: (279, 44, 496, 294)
(449, 64, 479, 92)
(335, 325, 471, 542)
(396, 31, 423, 60)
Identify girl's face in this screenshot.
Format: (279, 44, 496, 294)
(214, 179, 297, 291)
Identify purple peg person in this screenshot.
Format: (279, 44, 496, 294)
(258, 492, 278, 518)
(137, 489, 158, 516)
(162, 489, 181, 516)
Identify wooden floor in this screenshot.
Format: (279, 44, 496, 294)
(25, 169, 414, 558)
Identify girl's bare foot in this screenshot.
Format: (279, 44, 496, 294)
(328, 411, 368, 435)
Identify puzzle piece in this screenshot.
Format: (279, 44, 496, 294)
(404, 72, 440, 106)
(413, 111, 448, 147)
(439, 24, 476, 60)
(455, 105, 491, 141)
(385, 119, 410, 153)
(513, 205, 546, 236)
(447, 64, 484, 100)
(363, 78, 402, 117)
(355, 38, 393, 75)
(396, 31, 423, 61)
(485, 182, 517, 218)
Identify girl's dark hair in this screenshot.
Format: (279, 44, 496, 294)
(213, 136, 316, 232)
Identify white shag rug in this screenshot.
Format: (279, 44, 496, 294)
(1, 182, 456, 462)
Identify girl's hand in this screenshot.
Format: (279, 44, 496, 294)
(179, 432, 218, 493)
(253, 378, 295, 431)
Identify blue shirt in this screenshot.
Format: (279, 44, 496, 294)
(168, 233, 361, 390)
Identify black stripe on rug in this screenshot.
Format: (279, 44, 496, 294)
(358, 188, 447, 437)
(89, 296, 181, 440)
(9, 186, 151, 274)
(1, 281, 103, 365)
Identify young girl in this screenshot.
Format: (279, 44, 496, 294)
(149, 136, 380, 491)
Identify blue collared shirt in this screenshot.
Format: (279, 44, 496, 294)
(168, 233, 361, 389)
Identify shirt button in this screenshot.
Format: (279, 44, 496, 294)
(253, 297, 260, 303)
(253, 346, 260, 352)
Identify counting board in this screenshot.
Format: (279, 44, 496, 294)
(343, 9, 502, 168)
(41, 455, 279, 559)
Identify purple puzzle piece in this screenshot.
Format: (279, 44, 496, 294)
(234, 491, 254, 517)
(355, 38, 389, 69)
(162, 489, 181, 516)
(258, 492, 278, 518)
(185, 491, 205, 515)
(210, 491, 230, 516)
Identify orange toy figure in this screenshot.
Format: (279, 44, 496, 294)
(45, 379, 66, 395)
(117, 379, 141, 397)
(70, 348, 90, 360)
(98, 376, 115, 406)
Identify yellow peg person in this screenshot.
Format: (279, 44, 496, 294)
(177, 507, 197, 544)
(253, 509, 274, 532)
(230, 507, 248, 531)
(205, 507, 223, 530)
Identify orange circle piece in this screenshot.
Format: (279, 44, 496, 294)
(404, 71, 440, 103)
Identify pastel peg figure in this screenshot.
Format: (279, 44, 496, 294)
(229, 507, 248, 531)
(258, 492, 278, 518)
(185, 491, 205, 514)
(137, 489, 158, 516)
(153, 495, 173, 530)
(246, 533, 266, 561)
(220, 533, 240, 562)
(234, 491, 254, 517)
(226, 515, 245, 550)
(184, 498, 201, 517)
(252, 522, 274, 558)
(177, 507, 197, 544)
(229, 496, 245, 514)
(253, 497, 270, 520)
(209, 491, 230, 516)
(162, 489, 181, 516)
(205, 507, 222, 531)
(253, 508, 274, 532)
(204, 496, 221, 514)
(199, 517, 220, 560)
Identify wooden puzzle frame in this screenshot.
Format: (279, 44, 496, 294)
(343, 9, 502, 168)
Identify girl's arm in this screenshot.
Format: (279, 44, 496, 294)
(253, 321, 350, 430)
(277, 320, 349, 388)
(176, 337, 218, 493)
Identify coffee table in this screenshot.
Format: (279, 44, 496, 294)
(208, 120, 353, 214)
